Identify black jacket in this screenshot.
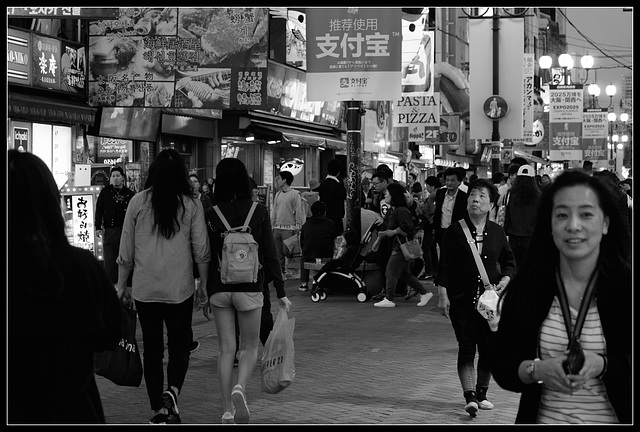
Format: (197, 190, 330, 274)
(432, 187, 468, 231)
(300, 214, 336, 260)
(315, 177, 346, 223)
(492, 267, 632, 424)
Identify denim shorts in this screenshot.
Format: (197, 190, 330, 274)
(210, 291, 264, 311)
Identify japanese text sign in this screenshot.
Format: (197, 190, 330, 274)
(582, 109, 608, 161)
(548, 85, 583, 161)
(306, 7, 402, 101)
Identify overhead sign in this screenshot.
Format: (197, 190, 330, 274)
(8, 7, 119, 18)
(87, 7, 269, 109)
(521, 53, 535, 142)
(306, 8, 402, 101)
(400, 12, 434, 95)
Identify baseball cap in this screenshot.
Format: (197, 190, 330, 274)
(517, 165, 534, 177)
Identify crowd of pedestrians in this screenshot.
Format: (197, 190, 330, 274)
(7, 147, 631, 425)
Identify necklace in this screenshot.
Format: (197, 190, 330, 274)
(113, 186, 125, 203)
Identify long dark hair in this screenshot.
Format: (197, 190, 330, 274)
(509, 175, 541, 204)
(143, 148, 193, 239)
(501, 170, 631, 318)
(212, 158, 253, 204)
(386, 182, 408, 208)
(8, 150, 68, 297)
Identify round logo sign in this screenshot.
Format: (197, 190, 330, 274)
(236, 249, 248, 262)
(483, 95, 508, 120)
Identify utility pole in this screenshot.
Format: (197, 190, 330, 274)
(345, 101, 362, 237)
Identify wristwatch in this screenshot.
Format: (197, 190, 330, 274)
(526, 358, 543, 384)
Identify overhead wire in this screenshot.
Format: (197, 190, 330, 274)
(558, 8, 632, 70)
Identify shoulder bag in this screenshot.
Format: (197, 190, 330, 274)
(460, 219, 500, 332)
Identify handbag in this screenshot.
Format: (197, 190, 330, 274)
(460, 220, 500, 332)
(261, 307, 295, 394)
(94, 304, 143, 387)
(283, 233, 301, 257)
(397, 235, 423, 261)
(555, 267, 598, 375)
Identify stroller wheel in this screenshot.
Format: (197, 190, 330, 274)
(311, 292, 321, 302)
(356, 292, 368, 303)
(320, 292, 327, 301)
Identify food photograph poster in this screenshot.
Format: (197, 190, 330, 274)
(87, 7, 268, 110)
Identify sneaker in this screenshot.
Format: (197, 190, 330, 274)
(190, 340, 200, 352)
(299, 284, 309, 292)
(231, 384, 250, 424)
(162, 388, 181, 424)
(419, 273, 434, 280)
(465, 400, 478, 417)
(478, 399, 494, 410)
(149, 411, 168, 424)
(417, 292, 434, 307)
(371, 292, 385, 301)
(464, 390, 478, 417)
(373, 298, 396, 308)
(221, 411, 235, 424)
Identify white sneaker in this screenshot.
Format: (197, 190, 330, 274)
(417, 292, 433, 307)
(478, 399, 494, 410)
(374, 298, 396, 308)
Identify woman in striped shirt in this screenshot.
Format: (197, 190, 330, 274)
(492, 170, 631, 424)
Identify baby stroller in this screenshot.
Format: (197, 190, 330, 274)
(310, 219, 382, 303)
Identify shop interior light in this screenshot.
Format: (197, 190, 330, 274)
(620, 113, 629, 122)
(267, 140, 278, 144)
(290, 143, 299, 147)
(245, 134, 255, 142)
(318, 146, 325, 151)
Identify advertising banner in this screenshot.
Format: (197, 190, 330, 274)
(469, 17, 524, 141)
(393, 93, 440, 142)
(32, 33, 61, 90)
(400, 13, 434, 95)
(87, 7, 268, 109)
(8, 28, 31, 85)
(521, 53, 535, 142)
(548, 85, 583, 161)
(582, 109, 608, 161)
(306, 7, 402, 101)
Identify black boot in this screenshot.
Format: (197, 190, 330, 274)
(463, 390, 478, 417)
(476, 385, 494, 410)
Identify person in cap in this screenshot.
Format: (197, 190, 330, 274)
(502, 164, 541, 268)
(95, 166, 136, 284)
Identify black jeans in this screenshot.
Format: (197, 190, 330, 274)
(135, 295, 194, 412)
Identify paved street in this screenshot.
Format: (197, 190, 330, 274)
(97, 278, 522, 425)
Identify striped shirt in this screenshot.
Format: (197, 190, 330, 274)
(537, 296, 618, 424)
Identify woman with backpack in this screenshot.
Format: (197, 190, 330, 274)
(205, 158, 291, 424)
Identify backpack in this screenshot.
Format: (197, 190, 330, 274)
(212, 202, 260, 285)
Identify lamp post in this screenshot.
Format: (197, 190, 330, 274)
(608, 112, 617, 161)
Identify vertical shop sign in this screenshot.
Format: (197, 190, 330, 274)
(60, 42, 87, 93)
(13, 127, 30, 152)
(8, 28, 32, 85)
(32, 34, 61, 90)
(582, 109, 608, 161)
(548, 85, 583, 161)
(521, 53, 535, 142)
(69, 194, 96, 254)
(306, 7, 402, 101)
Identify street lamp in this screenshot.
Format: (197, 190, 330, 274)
(539, 53, 593, 86)
(587, 83, 616, 109)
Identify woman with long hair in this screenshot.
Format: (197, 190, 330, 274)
(205, 158, 290, 424)
(372, 182, 433, 308)
(115, 149, 211, 424)
(504, 165, 542, 268)
(493, 170, 631, 424)
(8, 150, 122, 423)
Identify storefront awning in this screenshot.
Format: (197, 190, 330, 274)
(514, 149, 547, 165)
(247, 119, 346, 150)
(8, 93, 98, 126)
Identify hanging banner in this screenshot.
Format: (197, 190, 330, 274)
(393, 93, 440, 142)
(469, 17, 524, 141)
(548, 85, 583, 161)
(521, 53, 535, 142)
(582, 108, 608, 161)
(400, 11, 434, 95)
(306, 7, 402, 101)
(87, 7, 268, 109)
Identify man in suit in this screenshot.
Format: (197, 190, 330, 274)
(315, 158, 346, 236)
(433, 167, 468, 276)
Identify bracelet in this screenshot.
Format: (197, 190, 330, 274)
(596, 353, 608, 379)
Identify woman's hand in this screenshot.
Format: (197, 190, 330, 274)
(535, 357, 575, 394)
(278, 296, 292, 312)
(437, 286, 450, 318)
(116, 285, 133, 309)
(195, 284, 209, 309)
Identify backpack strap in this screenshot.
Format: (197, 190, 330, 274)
(213, 201, 258, 233)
